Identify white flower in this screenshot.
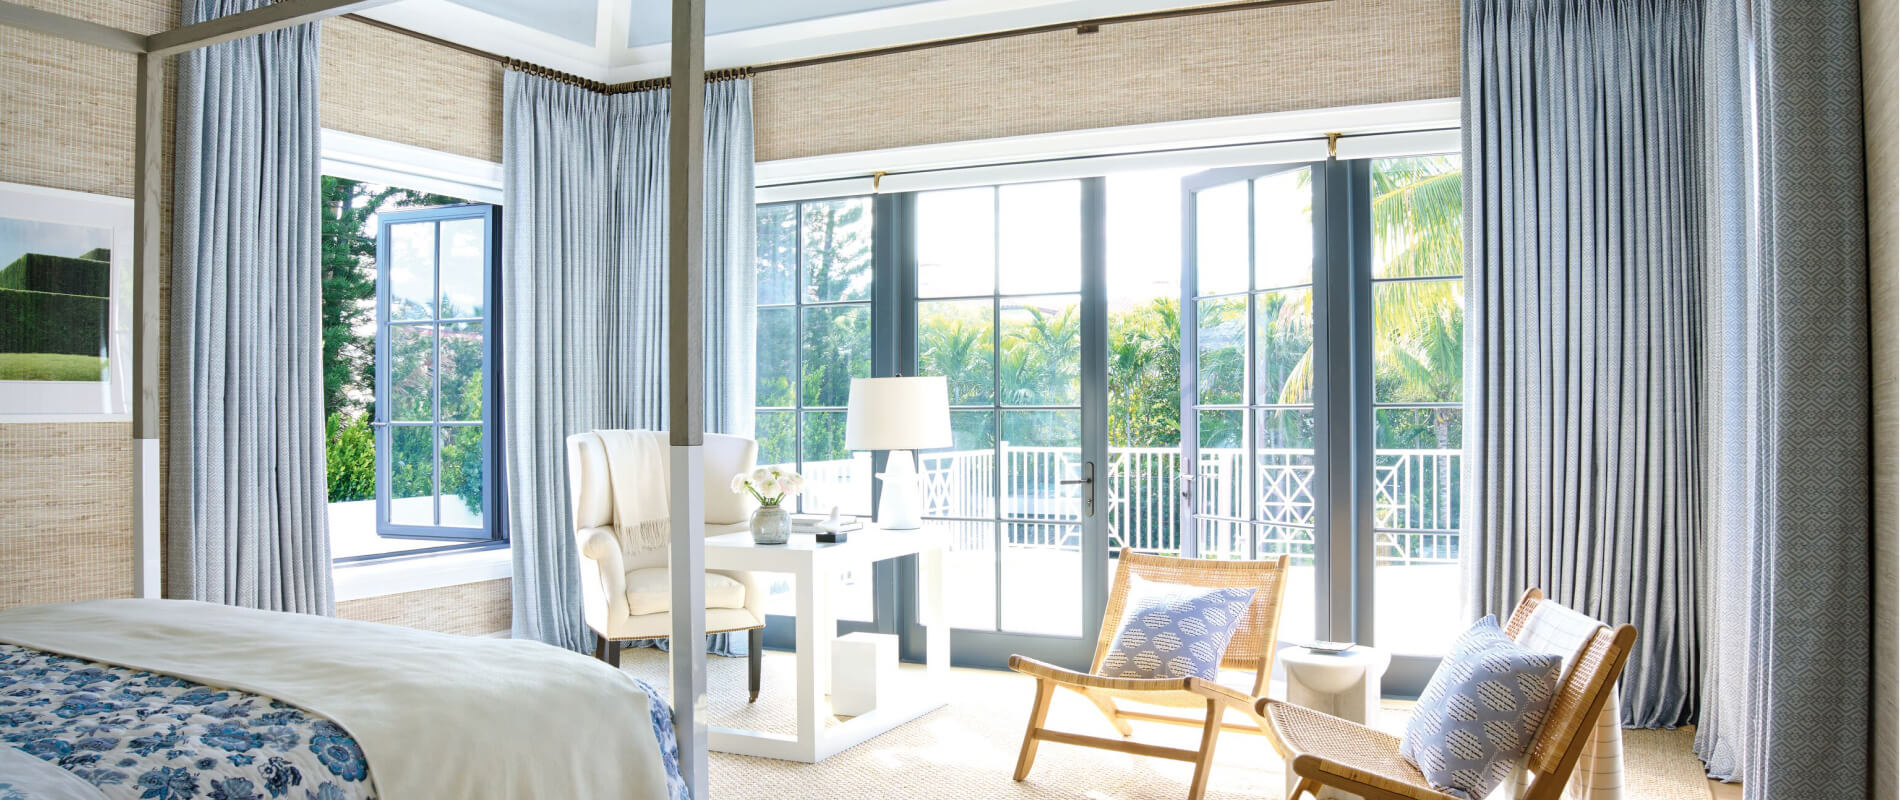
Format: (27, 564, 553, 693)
(750, 467, 772, 484)
(729, 474, 747, 492)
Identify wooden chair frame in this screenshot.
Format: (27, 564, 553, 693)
(1264, 588, 1639, 800)
(1008, 548, 1290, 800)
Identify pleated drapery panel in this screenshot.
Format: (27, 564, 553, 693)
(167, 0, 333, 614)
(1461, 0, 1705, 728)
(1695, 1, 1871, 796)
(504, 73, 758, 651)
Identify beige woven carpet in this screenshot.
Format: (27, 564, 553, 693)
(617, 649, 1710, 800)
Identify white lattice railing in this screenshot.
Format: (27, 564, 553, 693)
(802, 446, 1461, 564)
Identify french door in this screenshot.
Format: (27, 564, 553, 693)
(901, 179, 1110, 669)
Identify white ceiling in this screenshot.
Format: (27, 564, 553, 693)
(358, 0, 1222, 83)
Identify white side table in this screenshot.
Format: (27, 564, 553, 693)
(1278, 646, 1391, 800)
(1279, 646, 1391, 726)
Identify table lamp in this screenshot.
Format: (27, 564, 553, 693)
(845, 376, 951, 530)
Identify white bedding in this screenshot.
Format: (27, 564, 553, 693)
(0, 599, 681, 800)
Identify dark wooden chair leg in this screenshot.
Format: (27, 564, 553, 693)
(604, 638, 621, 668)
(748, 627, 763, 703)
(592, 634, 607, 662)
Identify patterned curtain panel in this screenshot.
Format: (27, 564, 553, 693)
(502, 72, 757, 651)
(1695, 1, 1871, 796)
(1461, 0, 1705, 728)
(168, 0, 333, 614)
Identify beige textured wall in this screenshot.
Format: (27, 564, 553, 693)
(0, 0, 179, 611)
(1866, 0, 1898, 793)
(752, 0, 1459, 161)
(336, 578, 511, 636)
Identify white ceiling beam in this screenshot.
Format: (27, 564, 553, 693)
(0, 1, 146, 52)
(146, 0, 402, 57)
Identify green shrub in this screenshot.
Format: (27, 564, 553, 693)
(326, 412, 375, 502)
(0, 352, 106, 381)
(0, 287, 108, 356)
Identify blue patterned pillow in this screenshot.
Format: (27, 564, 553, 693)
(1398, 616, 1563, 800)
(1097, 576, 1256, 680)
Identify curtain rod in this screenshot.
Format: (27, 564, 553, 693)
(343, 0, 1329, 85)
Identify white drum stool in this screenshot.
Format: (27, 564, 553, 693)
(1277, 646, 1391, 800)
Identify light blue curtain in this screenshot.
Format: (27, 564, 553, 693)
(502, 73, 757, 652)
(1695, 1, 1870, 796)
(167, 0, 333, 614)
(1461, 0, 1705, 728)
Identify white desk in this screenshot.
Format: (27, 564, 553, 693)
(703, 526, 948, 763)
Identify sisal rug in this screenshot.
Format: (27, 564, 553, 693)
(616, 649, 1709, 800)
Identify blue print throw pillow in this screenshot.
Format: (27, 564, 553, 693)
(1398, 616, 1563, 800)
(1097, 576, 1256, 680)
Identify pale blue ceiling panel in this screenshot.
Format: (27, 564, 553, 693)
(629, 0, 936, 47)
(448, 0, 599, 46)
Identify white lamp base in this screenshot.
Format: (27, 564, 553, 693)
(874, 450, 924, 530)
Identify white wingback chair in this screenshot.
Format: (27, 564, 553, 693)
(566, 431, 767, 700)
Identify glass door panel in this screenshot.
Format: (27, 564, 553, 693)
(1181, 163, 1321, 648)
(1367, 155, 1466, 657)
(914, 180, 1098, 664)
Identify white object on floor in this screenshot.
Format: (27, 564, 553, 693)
(1510, 601, 1625, 800)
(1280, 645, 1392, 800)
(831, 632, 900, 717)
(704, 525, 950, 762)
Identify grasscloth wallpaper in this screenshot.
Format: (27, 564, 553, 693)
(1867, 0, 1898, 793)
(751, 0, 1459, 161)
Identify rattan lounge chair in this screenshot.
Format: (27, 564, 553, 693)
(1007, 548, 1290, 800)
(1262, 588, 1639, 800)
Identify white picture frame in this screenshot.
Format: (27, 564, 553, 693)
(0, 181, 133, 421)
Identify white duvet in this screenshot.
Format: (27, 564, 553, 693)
(0, 599, 679, 800)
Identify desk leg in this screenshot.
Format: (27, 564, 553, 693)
(795, 562, 831, 750)
(924, 545, 948, 679)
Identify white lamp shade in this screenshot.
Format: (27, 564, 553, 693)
(845, 376, 952, 451)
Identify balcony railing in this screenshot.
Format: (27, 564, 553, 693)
(801, 446, 1460, 565)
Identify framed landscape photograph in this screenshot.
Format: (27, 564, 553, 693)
(0, 181, 132, 421)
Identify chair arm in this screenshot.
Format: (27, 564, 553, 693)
(1186, 676, 1264, 711)
(1007, 654, 1194, 693)
(575, 526, 629, 623)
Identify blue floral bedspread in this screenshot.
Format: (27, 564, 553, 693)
(0, 644, 374, 800)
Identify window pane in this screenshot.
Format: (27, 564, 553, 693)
(1254, 168, 1314, 290)
(388, 324, 435, 422)
(921, 410, 995, 520)
(1002, 410, 1080, 523)
(1373, 279, 1464, 404)
(440, 426, 484, 528)
(800, 304, 870, 407)
(1257, 409, 1316, 527)
(1260, 523, 1316, 645)
(801, 198, 873, 302)
(917, 300, 994, 405)
(438, 322, 482, 422)
(1194, 180, 1248, 295)
(998, 181, 1081, 295)
(930, 519, 996, 631)
(1256, 288, 1313, 405)
(1000, 296, 1079, 406)
(756, 203, 798, 305)
(1372, 408, 1463, 654)
(1195, 517, 1248, 561)
(437, 217, 485, 318)
(387, 221, 435, 321)
(389, 425, 434, 526)
(916, 187, 995, 298)
(1371, 155, 1463, 279)
(754, 410, 795, 467)
(1195, 296, 1245, 405)
(799, 410, 869, 516)
(755, 307, 795, 408)
(1196, 410, 1243, 519)
(1001, 523, 1081, 636)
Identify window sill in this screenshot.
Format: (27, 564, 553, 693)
(333, 545, 511, 602)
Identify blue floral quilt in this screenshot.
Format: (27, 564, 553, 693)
(0, 644, 374, 800)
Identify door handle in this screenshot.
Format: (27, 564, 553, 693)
(1060, 462, 1095, 518)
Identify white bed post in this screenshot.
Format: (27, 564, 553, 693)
(666, 0, 710, 797)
